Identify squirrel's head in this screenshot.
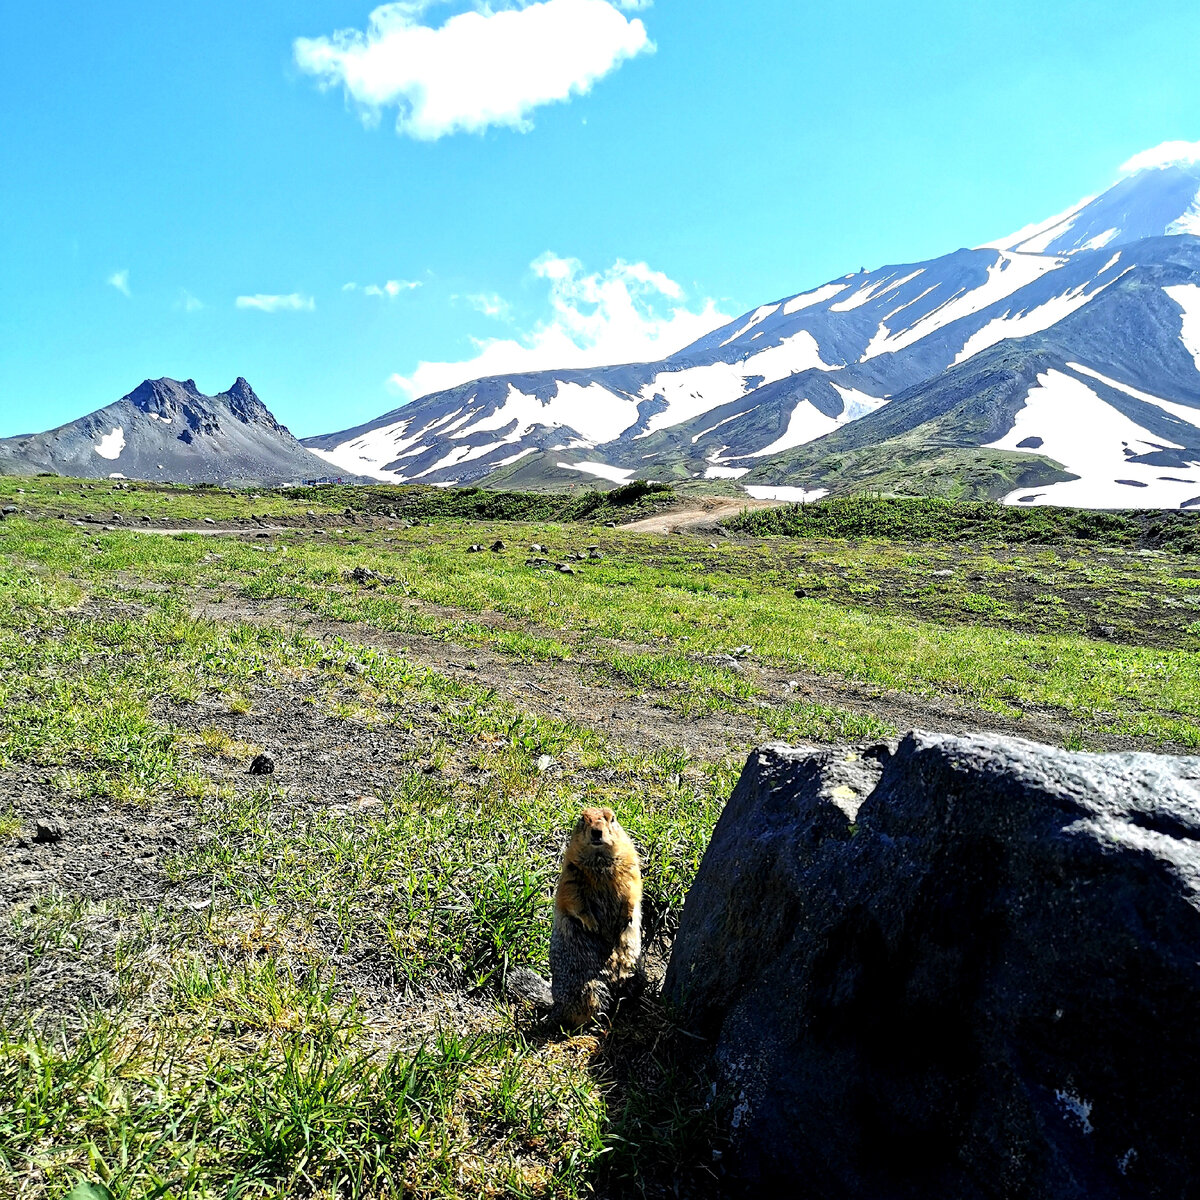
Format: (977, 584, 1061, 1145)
(573, 806, 621, 856)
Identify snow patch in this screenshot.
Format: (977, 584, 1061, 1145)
(782, 282, 850, 314)
(830, 269, 923, 312)
(1167, 186, 1200, 236)
(1069, 362, 1200, 430)
(704, 465, 749, 479)
(991, 370, 1200, 508)
(862, 251, 1065, 361)
(557, 460, 634, 483)
(1079, 228, 1119, 251)
(743, 485, 828, 502)
(982, 194, 1095, 253)
(953, 271, 1130, 365)
(457, 382, 635, 445)
(95, 427, 125, 459)
(638, 331, 835, 438)
(720, 303, 781, 346)
(1165, 284, 1200, 372)
(748, 400, 840, 457)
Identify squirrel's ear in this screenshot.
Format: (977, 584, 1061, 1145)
(601, 807, 616, 822)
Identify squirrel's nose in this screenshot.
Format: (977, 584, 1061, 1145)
(590, 828, 603, 842)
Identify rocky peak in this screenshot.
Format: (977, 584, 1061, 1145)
(123, 377, 204, 420)
(222, 377, 283, 430)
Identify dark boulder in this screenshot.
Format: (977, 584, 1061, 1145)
(664, 731, 1200, 1200)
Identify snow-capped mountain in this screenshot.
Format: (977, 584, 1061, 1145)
(307, 147, 1200, 507)
(0, 377, 344, 485)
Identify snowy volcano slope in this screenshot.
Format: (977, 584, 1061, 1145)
(0, 377, 342, 485)
(306, 151, 1200, 506)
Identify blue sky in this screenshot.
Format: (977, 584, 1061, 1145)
(3, 0, 1200, 438)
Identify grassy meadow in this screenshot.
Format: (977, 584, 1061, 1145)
(2, 475, 1199, 1198)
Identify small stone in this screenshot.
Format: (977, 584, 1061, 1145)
(467, 544, 484, 553)
(103, 525, 117, 532)
(248, 753, 276, 776)
(557, 563, 576, 574)
(203, 517, 216, 525)
(2, 505, 18, 515)
(529, 543, 546, 553)
(535, 754, 555, 773)
(33, 820, 64, 845)
(490, 539, 505, 552)
(345, 659, 367, 676)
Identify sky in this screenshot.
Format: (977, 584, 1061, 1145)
(3, 0, 1200, 438)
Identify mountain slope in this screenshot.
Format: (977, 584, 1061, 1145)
(0, 377, 342, 485)
(307, 151, 1200, 507)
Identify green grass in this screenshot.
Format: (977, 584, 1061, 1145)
(3, 474, 1199, 1197)
(723, 493, 1200, 551)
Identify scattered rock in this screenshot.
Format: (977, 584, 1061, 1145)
(490, 539, 505, 552)
(2, 506, 18, 516)
(247, 753, 276, 776)
(529, 543, 547, 553)
(344, 659, 367, 676)
(556, 564, 576, 575)
(666, 732, 1200, 1198)
(203, 517, 215, 525)
(535, 754, 555, 773)
(33, 820, 64, 845)
(347, 565, 396, 586)
(525, 557, 552, 568)
(467, 544, 484, 553)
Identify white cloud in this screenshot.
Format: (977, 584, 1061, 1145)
(294, 0, 653, 140)
(365, 278, 421, 297)
(235, 293, 316, 312)
(466, 292, 512, 320)
(177, 289, 204, 312)
(389, 253, 730, 399)
(107, 269, 131, 297)
(1121, 139, 1200, 174)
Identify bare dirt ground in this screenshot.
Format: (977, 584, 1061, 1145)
(620, 496, 782, 535)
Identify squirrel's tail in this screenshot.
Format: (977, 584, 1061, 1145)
(505, 967, 553, 1010)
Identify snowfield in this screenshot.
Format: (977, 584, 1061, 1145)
(991, 370, 1200, 508)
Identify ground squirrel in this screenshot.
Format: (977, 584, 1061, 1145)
(548, 805, 643, 1028)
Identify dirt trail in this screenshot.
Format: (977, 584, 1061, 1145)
(620, 497, 781, 535)
(189, 589, 1154, 758)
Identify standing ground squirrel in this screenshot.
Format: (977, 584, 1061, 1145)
(549, 805, 643, 1028)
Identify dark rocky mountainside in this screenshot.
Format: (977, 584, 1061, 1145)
(0, 377, 343, 485)
(665, 732, 1200, 1199)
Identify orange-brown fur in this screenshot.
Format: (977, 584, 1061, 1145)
(549, 806, 643, 1027)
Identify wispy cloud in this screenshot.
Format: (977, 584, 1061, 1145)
(362, 279, 422, 297)
(177, 289, 204, 313)
(107, 269, 131, 297)
(465, 292, 512, 320)
(344, 279, 421, 297)
(294, 0, 653, 141)
(1121, 139, 1200, 174)
(235, 293, 316, 312)
(389, 253, 729, 399)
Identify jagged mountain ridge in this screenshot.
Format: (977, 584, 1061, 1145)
(307, 152, 1200, 506)
(0, 377, 343, 485)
